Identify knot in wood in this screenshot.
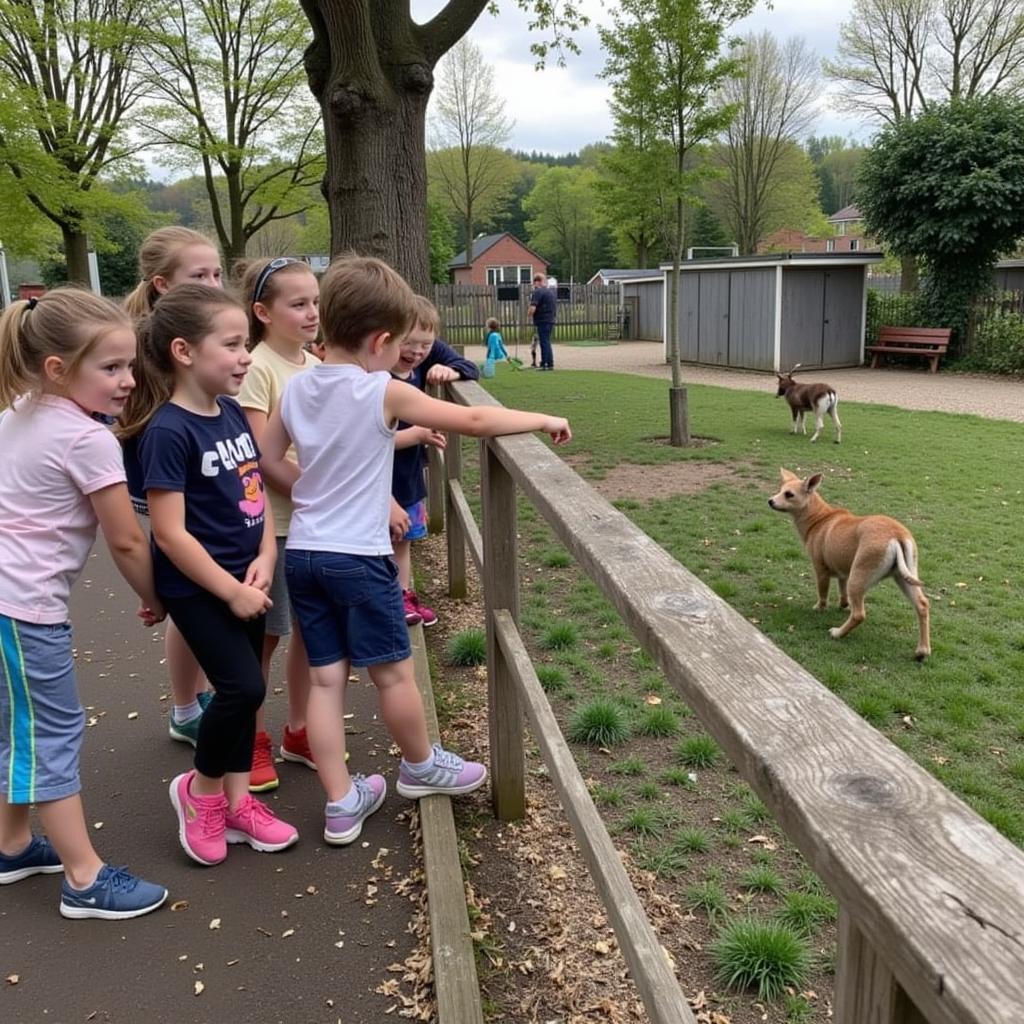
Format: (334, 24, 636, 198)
(831, 772, 898, 808)
(402, 62, 433, 94)
(329, 85, 370, 119)
(653, 591, 711, 621)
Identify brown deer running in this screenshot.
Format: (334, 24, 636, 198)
(775, 364, 842, 444)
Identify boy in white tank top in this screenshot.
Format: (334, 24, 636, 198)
(261, 255, 571, 845)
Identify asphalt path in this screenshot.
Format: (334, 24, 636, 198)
(1, 542, 419, 1024)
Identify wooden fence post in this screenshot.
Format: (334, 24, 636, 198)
(481, 438, 525, 820)
(425, 383, 446, 534)
(834, 908, 927, 1024)
(444, 427, 467, 600)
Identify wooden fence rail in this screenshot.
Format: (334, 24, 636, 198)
(432, 283, 622, 345)
(431, 378, 1024, 1024)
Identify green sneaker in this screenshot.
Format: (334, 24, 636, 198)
(168, 713, 201, 747)
(196, 690, 214, 711)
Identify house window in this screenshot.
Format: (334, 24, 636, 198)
(850, 238, 860, 251)
(826, 239, 836, 253)
(487, 265, 532, 285)
(836, 221, 847, 236)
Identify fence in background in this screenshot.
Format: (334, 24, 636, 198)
(432, 283, 622, 345)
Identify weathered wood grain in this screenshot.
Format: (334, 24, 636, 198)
(411, 627, 485, 1024)
(443, 425, 468, 598)
(446, 378, 1024, 1024)
(446, 478, 483, 576)
(493, 610, 696, 1024)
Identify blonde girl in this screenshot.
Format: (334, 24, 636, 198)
(261, 256, 571, 846)
(0, 289, 167, 919)
(120, 227, 223, 751)
(235, 257, 320, 792)
(124, 285, 298, 866)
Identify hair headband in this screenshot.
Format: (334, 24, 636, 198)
(253, 257, 303, 302)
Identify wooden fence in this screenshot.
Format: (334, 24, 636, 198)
(432, 283, 622, 345)
(428, 378, 1024, 1024)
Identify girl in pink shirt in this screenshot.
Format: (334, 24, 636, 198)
(0, 289, 167, 920)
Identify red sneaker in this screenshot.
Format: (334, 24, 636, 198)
(408, 590, 438, 627)
(402, 590, 423, 626)
(281, 725, 316, 770)
(249, 731, 279, 792)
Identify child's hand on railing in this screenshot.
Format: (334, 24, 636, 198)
(417, 427, 447, 449)
(542, 417, 572, 445)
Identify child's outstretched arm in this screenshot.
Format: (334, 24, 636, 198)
(395, 425, 446, 450)
(385, 381, 571, 445)
(149, 490, 271, 620)
(260, 406, 300, 497)
(90, 483, 164, 625)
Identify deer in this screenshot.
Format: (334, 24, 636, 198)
(775, 364, 842, 444)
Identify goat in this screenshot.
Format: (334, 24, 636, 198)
(775, 364, 842, 444)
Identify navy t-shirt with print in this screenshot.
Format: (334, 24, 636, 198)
(530, 286, 557, 324)
(139, 397, 266, 598)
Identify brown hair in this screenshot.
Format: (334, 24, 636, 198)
(234, 257, 316, 345)
(319, 255, 416, 351)
(0, 288, 132, 409)
(411, 295, 441, 337)
(118, 284, 246, 438)
(486, 317, 500, 331)
(122, 227, 220, 319)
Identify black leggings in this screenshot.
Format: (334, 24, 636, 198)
(162, 591, 266, 778)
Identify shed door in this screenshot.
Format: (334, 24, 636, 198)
(781, 270, 826, 367)
(822, 268, 863, 366)
(697, 272, 729, 364)
(676, 273, 699, 360)
(728, 268, 776, 370)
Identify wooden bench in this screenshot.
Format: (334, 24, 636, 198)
(865, 325, 951, 373)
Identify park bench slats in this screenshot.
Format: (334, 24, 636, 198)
(866, 326, 952, 373)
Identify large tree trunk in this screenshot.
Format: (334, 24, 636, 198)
(62, 226, 91, 287)
(300, 2, 489, 293)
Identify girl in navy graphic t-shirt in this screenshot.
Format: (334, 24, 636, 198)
(125, 285, 299, 867)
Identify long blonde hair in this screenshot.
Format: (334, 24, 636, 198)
(119, 285, 246, 438)
(122, 227, 219, 319)
(233, 257, 315, 346)
(0, 289, 132, 410)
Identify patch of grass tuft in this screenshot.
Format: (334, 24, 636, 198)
(541, 549, 573, 568)
(445, 628, 487, 666)
(568, 698, 630, 747)
(535, 665, 569, 693)
(633, 841, 688, 878)
(590, 783, 625, 807)
(711, 917, 811, 999)
(686, 877, 729, 923)
(675, 734, 721, 768)
(740, 865, 785, 895)
(619, 806, 665, 838)
(635, 705, 680, 737)
(607, 755, 646, 776)
(541, 622, 579, 650)
(659, 767, 696, 788)
(775, 890, 838, 936)
(672, 827, 711, 854)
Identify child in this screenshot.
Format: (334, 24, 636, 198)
(484, 317, 509, 365)
(260, 256, 571, 846)
(530, 331, 539, 368)
(236, 257, 320, 791)
(391, 296, 479, 628)
(120, 226, 223, 749)
(126, 285, 299, 866)
(0, 289, 168, 919)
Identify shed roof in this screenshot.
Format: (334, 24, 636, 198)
(588, 268, 663, 284)
(659, 252, 883, 271)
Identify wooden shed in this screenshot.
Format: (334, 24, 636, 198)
(994, 259, 1024, 291)
(660, 252, 883, 371)
(619, 273, 665, 342)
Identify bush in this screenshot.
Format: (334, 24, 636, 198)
(963, 306, 1024, 374)
(712, 918, 811, 999)
(446, 628, 487, 666)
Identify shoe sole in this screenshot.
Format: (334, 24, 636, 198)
(279, 748, 317, 770)
(59, 889, 168, 920)
(225, 829, 299, 853)
(248, 775, 279, 793)
(168, 726, 198, 747)
(168, 777, 226, 866)
(419, 617, 438, 628)
(396, 770, 487, 800)
(0, 864, 64, 885)
(323, 787, 387, 846)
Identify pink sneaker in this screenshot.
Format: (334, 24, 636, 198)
(169, 771, 227, 866)
(225, 795, 299, 853)
(408, 590, 438, 627)
(402, 590, 423, 626)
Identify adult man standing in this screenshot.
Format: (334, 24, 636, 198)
(528, 274, 557, 370)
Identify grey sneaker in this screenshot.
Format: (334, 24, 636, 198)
(396, 744, 487, 799)
(324, 774, 386, 845)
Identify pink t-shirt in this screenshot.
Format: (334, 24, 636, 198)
(0, 395, 126, 624)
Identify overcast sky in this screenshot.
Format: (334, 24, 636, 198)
(412, 0, 869, 154)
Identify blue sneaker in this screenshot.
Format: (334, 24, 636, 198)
(0, 835, 63, 885)
(59, 865, 168, 920)
(196, 690, 215, 712)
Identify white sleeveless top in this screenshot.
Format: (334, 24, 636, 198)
(280, 363, 396, 555)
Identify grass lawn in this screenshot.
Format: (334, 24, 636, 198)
(442, 368, 1023, 1017)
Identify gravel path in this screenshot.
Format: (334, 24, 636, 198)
(464, 341, 1024, 423)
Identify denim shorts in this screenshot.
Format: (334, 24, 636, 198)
(403, 500, 428, 542)
(264, 537, 293, 638)
(0, 616, 84, 804)
(285, 551, 412, 668)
